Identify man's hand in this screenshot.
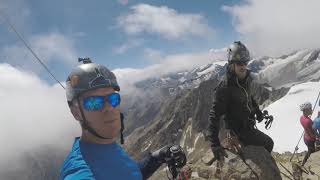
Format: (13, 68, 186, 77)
(151, 145, 171, 163)
(256, 110, 264, 123)
(211, 146, 228, 162)
(152, 145, 187, 168)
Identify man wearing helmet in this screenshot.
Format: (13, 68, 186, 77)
(207, 41, 274, 161)
(299, 102, 317, 166)
(60, 58, 184, 180)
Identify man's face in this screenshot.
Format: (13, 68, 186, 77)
(72, 87, 121, 139)
(234, 62, 247, 79)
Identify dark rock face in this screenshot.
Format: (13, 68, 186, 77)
(305, 49, 320, 64)
(122, 91, 165, 136)
(238, 146, 282, 180)
(198, 146, 281, 180)
(122, 63, 229, 137)
(149, 146, 282, 180)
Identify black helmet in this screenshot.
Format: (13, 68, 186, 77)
(227, 41, 250, 64)
(65, 58, 122, 140)
(66, 58, 120, 103)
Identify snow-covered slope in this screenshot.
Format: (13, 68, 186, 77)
(255, 49, 320, 87)
(135, 60, 227, 95)
(257, 81, 320, 152)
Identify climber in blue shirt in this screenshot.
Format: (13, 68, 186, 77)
(60, 58, 179, 180)
(312, 111, 320, 149)
(313, 111, 320, 136)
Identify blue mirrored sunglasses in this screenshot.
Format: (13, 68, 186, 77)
(83, 92, 121, 111)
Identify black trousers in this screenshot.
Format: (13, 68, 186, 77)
(302, 139, 315, 166)
(237, 128, 274, 153)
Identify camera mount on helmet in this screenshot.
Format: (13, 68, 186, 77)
(78, 57, 92, 64)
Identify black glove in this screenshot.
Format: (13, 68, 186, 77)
(152, 145, 186, 167)
(256, 110, 264, 123)
(151, 145, 171, 163)
(211, 146, 228, 161)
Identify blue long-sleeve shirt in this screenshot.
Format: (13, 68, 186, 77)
(60, 138, 162, 180)
(313, 117, 320, 136)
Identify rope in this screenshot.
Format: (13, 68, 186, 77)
(279, 162, 294, 177)
(280, 171, 294, 180)
(225, 149, 260, 180)
(0, 10, 65, 89)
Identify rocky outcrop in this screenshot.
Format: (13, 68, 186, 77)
(149, 146, 282, 180)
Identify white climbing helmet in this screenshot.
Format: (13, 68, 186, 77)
(300, 102, 312, 111)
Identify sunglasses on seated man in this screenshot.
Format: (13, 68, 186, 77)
(82, 92, 121, 111)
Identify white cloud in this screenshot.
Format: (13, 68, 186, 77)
(117, 0, 129, 6)
(113, 48, 227, 95)
(143, 48, 163, 62)
(223, 0, 320, 56)
(1, 32, 77, 72)
(117, 3, 214, 40)
(0, 63, 79, 164)
(113, 38, 144, 54)
(209, 47, 228, 60)
(0, 0, 30, 29)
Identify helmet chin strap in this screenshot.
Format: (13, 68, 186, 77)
(227, 64, 236, 75)
(77, 98, 112, 140)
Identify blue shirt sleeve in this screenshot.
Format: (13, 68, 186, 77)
(60, 138, 96, 180)
(61, 159, 96, 180)
(63, 169, 95, 180)
(313, 118, 320, 136)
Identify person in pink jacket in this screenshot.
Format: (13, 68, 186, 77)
(299, 102, 317, 166)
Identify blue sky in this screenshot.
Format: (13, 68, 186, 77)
(1, 0, 320, 85)
(0, 0, 242, 83)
